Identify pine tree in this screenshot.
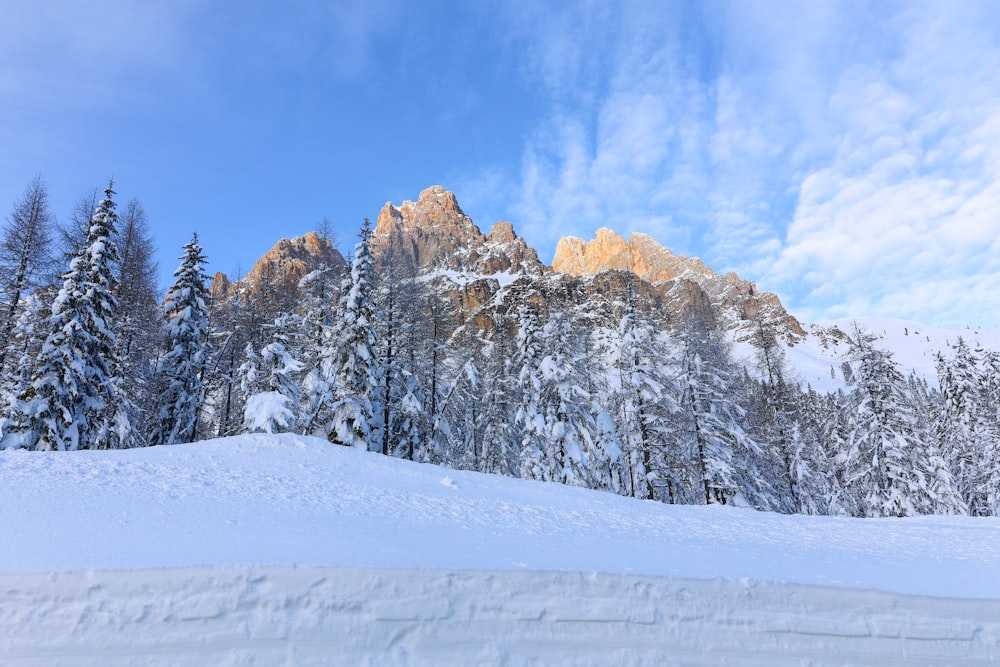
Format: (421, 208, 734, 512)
(150, 234, 211, 446)
(1, 182, 125, 450)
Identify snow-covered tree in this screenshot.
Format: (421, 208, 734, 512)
(537, 311, 603, 488)
(0, 294, 47, 427)
(477, 314, 520, 476)
(150, 234, 211, 446)
(240, 316, 304, 434)
(613, 293, 673, 500)
(671, 313, 767, 508)
(0, 176, 54, 371)
(326, 218, 381, 450)
(936, 340, 1000, 515)
(839, 325, 949, 517)
(1, 183, 126, 450)
(516, 305, 548, 480)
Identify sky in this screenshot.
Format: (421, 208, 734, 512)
(2, 0, 1000, 328)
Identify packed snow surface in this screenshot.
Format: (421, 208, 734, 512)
(3, 434, 999, 599)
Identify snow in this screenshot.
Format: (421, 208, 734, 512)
(419, 268, 522, 287)
(736, 315, 1000, 392)
(3, 434, 1000, 663)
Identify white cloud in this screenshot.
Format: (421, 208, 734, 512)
(492, 1, 1000, 327)
(766, 3, 1000, 327)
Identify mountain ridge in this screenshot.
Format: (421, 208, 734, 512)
(214, 184, 803, 342)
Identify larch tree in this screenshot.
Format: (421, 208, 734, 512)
(112, 198, 160, 444)
(151, 234, 211, 446)
(0, 176, 55, 372)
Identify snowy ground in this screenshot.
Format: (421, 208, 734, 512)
(3, 434, 1000, 664)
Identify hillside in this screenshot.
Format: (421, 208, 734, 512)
(2, 435, 1000, 663)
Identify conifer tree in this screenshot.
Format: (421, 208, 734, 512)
(537, 311, 601, 487)
(151, 234, 211, 446)
(840, 325, 943, 517)
(478, 313, 520, 476)
(673, 312, 766, 507)
(1, 182, 125, 450)
(614, 291, 672, 500)
(0, 176, 54, 371)
(328, 218, 381, 450)
(516, 305, 548, 480)
(240, 315, 304, 434)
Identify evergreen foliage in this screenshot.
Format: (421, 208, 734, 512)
(150, 234, 211, 446)
(1, 183, 125, 450)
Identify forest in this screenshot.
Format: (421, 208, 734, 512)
(1, 178, 998, 519)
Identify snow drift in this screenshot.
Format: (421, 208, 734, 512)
(2, 434, 1000, 664)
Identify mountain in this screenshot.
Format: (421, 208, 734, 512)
(210, 185, 1000, 384)
(372, 185, 545, 276)
(553, 228, 804, 340)
(210, 230, 347, 306)
(212, 185, 804, 342)
(366, 185, 804, 341)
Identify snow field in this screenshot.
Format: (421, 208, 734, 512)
(3, 434, 1000, 664)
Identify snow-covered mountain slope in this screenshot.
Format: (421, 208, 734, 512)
(3, 435, 1000, 664)
(734, 315, 1000, 392)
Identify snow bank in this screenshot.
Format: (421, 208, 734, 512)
(4, 565, 999, 666)
(3, 434, 1000, 663)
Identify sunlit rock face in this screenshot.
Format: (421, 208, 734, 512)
(372, 185, 545, 276)
(221, 185, 803, 343)
(553, 228, 805, 341)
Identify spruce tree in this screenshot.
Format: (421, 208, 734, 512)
(840, 325, 942, 517)
(1, 182, 125, 450)
(240, 315, 304, 434)
(516, 305, 548, 480)
(151, 234, 211, 446)
(328, 218, 381, 450)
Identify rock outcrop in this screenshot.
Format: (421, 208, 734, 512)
(210, 231, 346, 305)
(552, 228, 804, 341)
(372, 186, 545, 276)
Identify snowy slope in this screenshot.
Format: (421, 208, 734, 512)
(734, 316, 1000, 392)
(3, 435, 1000, 664)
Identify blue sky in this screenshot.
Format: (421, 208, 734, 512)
(3, 1, 1000, 328)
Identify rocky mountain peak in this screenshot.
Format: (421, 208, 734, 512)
(210, 231, 345, 304)
(552, 228, 804, 340)
(372, 187, 545, 276)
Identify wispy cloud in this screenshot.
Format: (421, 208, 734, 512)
(487, 0, 1000, 327)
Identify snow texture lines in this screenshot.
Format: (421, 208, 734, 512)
(2, 566, 999, 666)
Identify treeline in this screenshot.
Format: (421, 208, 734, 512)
(2, 177, 998, 519)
